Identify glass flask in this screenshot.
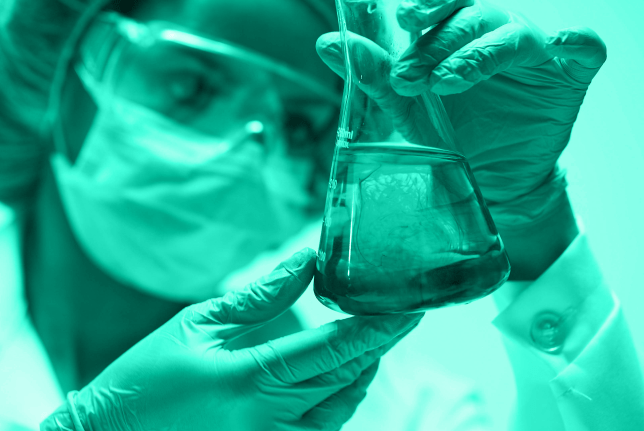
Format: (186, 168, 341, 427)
(314, 0, 511, 315)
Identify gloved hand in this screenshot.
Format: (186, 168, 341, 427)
(317, 0, 606, 229)
(40, 248, 423, 431)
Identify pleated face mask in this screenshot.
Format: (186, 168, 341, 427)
(51, 13, 339, 301)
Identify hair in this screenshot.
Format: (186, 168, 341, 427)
(0, 0, 337, 207)
(0, 0, 87, 206)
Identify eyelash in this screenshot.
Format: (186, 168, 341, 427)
(162, 73, 220, 123)
(172, 75, 206, 103)
(284, 113, 315, 152)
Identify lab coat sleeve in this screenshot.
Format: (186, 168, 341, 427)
(492, 233, 644, 430)
(0, 204, 64, 429)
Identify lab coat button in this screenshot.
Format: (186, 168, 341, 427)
(530, 311, 565, 354)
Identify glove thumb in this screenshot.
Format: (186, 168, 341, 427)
(188, 248, 317, 342)
(544, 27, 607, 83)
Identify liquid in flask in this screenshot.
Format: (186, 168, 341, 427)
(314, 143, 511, 315)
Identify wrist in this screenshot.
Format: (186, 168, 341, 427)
(486, 166, 568, 229)
(498, 191, 579, 281)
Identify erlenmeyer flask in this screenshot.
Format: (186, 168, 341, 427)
(314, 0, 511, 315)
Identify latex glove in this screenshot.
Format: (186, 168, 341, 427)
(40, 248, 423, 431)
(317, 0, 606, 229)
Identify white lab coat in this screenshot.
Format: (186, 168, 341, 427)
(1, 201, 643, 430)
(0, 205, 64, 429)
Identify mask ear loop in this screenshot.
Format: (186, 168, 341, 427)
(44, 0, 112, 162)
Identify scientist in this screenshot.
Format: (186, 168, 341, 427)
(1, 0, 419, 429)
(1, 0, 428, 429)
(0, 0, 642, 430)
(21, 0, 344, 391)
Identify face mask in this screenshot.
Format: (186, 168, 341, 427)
(52, 84, 311, 301)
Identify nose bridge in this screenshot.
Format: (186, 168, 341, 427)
(242, 76, 283, 120)
(238, 79, 288, 153)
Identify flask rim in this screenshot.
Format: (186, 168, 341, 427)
(345, 142, 466, 161)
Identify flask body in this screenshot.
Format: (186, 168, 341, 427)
(315, 143, 510, 315)
(314, 0, 510, 315)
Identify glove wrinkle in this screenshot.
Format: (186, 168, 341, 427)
(397, 0, 476, 33)
(248, 339, 298, 385)
(40, 248, 423, 430)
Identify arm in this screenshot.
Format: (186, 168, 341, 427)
(386, 0, 644, 426)
(0, 203, 65, 429)
(317, 0, 642, 427)
(492, 197, 644, 430)
(496, 193, 579, 285)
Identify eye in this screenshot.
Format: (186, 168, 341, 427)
(159, 70, 227, 126)
(285, 112, 316, 156)
(167, 72, 210, 107)
(169, 74, 200, 101)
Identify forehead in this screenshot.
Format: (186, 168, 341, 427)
(128, 0, 338, 89)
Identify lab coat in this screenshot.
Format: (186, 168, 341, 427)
(1, 202, 643, 430)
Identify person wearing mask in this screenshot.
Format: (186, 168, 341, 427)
(11, 0, 345, 392)
(2, 1, 422, 429)
(0, 0, 642, 430)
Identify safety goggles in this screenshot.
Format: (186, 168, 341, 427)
(73, 12, 340, 155)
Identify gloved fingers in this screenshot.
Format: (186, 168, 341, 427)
(396, 0, 475, 33)
(297, 360, 380, 431)
(317, 32, 444, 148)
(187, 248, 316, 342)
(317, 32, 401, 100)
(316, 33, 346, 77)
(245, 312, 424, 385)
(391, 1, 511, 96)
(423, 21, 551, 96)
(290, 324, 414, 404)
(544, 27, 607, 83)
